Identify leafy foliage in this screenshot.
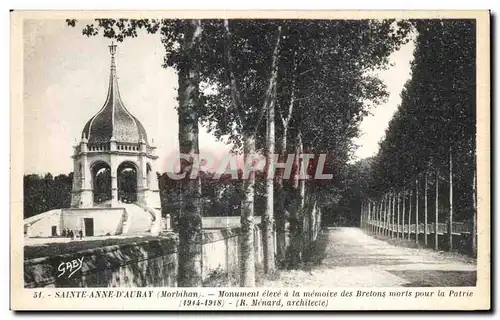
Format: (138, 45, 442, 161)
(64, 18, 414, 226)
(23, 173, 73, 218)
(368, 19, 476, 222)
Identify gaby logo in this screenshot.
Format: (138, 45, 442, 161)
(163, 153, 334, 181)
(57, 257, 84, 279)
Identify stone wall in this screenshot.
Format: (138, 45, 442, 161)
(201, 226, 267, 286)
(201, 228, 240, 285)
(202, 216, 262, 229)
(24, 235, 178, 288)
(24, 227, 266, 288)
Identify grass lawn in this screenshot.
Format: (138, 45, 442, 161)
(24, 236, 165, 260)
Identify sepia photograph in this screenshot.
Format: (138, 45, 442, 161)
(10, 10, 490, 310)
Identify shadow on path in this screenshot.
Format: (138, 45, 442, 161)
(389, 270, 477, 287)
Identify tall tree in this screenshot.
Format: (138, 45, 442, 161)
(176, 20, 204, 286)
(368, 19, 476, 253)
(24, 173, 73, 218)
(199, 19, 411, 271)
(219, 19, 282, 285)
(263, 24, 281, 275)
(68, 18, 206, 286)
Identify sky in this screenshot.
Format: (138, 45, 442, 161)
(23, 19, 415, 175)
(352, 35, 416, 161)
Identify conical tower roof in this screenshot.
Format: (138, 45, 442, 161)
(81, 43, 148, 144)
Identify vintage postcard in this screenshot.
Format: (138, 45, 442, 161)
(10, 10, 490, 310)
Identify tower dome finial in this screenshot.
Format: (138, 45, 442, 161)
(109, 41, 117, 71)
(109, 41, 117, 55)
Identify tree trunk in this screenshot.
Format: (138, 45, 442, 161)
(285, 130, 304, 268)
(264, 109, 275, 273)
(385, 195, 388, 236)
(240, 133, 256, 286)
(448, 148, 453, 251)
(385, 196, 389, 236)
(397, 192, 400, 239)
(275, 130, 287, 267)
(368, 202, 371, 232)
(370, 201, 373, 232)
(223, 19, 280, 285)
(408, 191, 412, 241)
(308, 196, 316, 251)
(366, 202, 369, 229)
(276, 54, 296, 268)
(369, 201, 373, 233)
(391, 192, 395, 238)
(378, 200, 382, 235)
(424, 172, 428, 246)
(263, 26, 281, 274)
(472, 166, 477, 257)
(402, 191, 406, 239)
(360, 201, 364, 228)
(298, 138, 307, 255)
(384, 195, 388, 236)
(365, 202, 368, 228)
(367, 202, 370, 230)
(435, 171, 439, 251)
(381, 197, 385, 235)
(386, 195, 390, 236)
(378, 199, 384, 235)
(373, 201, 376, 233)
(415, 179, 419, 245)
(177, 19, 203, 288)
(364, 201, 367, 230)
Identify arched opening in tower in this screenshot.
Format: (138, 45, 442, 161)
(118, 161, 137, 203)
(146, 163, 152, 189)
(91, 161, 112, 204)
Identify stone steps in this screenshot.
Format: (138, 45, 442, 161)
(120, 203, 153, 235)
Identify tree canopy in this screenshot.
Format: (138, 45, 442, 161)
(368, 19, 476, 221)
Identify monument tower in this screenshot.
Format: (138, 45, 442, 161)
(70, 43, 161, 209)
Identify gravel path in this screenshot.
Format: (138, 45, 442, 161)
(262, 227, 476, 287)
